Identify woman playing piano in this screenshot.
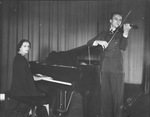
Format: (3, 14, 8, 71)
(10, 39, 44, 96)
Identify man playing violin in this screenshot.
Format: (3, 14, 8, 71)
(87, 12, 131, 117)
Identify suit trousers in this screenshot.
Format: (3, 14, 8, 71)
(101, 72, 124, 117)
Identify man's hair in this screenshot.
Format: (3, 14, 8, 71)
(17, 39, 31, 52)
(110, 12, 123, 19)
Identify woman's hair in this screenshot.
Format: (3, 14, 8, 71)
(16, 39, 31, 52)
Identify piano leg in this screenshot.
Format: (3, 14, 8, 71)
(56, 90, 75, 116)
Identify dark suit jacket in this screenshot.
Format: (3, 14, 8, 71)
(87, 31, 128, 73)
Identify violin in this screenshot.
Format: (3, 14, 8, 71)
(117, 24, 138, 33)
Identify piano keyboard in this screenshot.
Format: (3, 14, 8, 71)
(33, 74, 72, 86)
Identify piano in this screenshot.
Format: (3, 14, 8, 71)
(30, 45, 103, 91)
(29, 45, 103, 117)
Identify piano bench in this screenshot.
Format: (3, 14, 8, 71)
(4, 92, 50, 117)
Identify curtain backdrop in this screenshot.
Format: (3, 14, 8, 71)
(0, 0, 147, 92)
(142, 0, 150, 94)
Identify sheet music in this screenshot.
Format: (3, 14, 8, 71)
(33, 74, 72, 86)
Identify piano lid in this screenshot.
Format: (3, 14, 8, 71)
(46, 45, 103, 66)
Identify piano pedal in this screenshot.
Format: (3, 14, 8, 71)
(57, 108, 67, 112)
(57, 112, 65, 117)
(50, 108, 66, 117)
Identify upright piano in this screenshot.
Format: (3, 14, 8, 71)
(29, 45, 103, 117)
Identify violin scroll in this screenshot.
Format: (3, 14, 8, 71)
(130, 24, 138, 29)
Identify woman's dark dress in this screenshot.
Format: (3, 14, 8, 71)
(10, 53, 40, 96)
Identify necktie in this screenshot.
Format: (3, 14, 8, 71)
(109, 29, 113, 34)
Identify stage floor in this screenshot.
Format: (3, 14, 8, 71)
(0, 83, 149, 117)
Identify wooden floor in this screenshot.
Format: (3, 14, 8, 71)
(0, 83, 149, 117)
